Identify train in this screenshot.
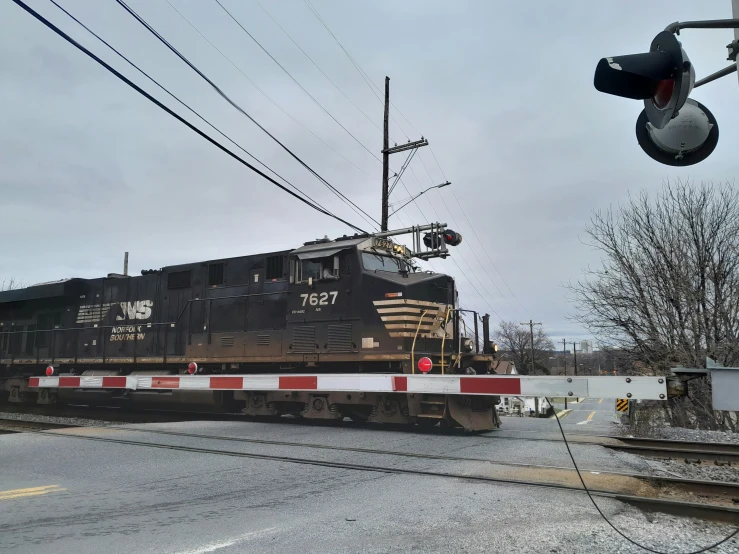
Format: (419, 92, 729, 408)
(0, 232, 500, 430)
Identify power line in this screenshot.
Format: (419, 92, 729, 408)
(251, 0, 382, 135)
(394, 176, 506, 321)
(46, 0, 327, 217)
(11, 0, 365, 233)
(163, 0, 381, 188)
(416, 151, 530, 319)
(425, 145, 531, 317)
(211, 0, 383, 166)
(301, 0, 409, 141)
(305, 5, 532, 319)
(115, 0, 380, 230)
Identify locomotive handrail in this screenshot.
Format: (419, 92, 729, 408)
(440, 307, 452, 374)
(410, 309, 430, 375)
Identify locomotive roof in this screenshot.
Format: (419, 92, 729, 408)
(290, 237, 366, 258)
(0, 278, 86, 304)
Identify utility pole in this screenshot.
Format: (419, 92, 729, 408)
(572, 341, 579, 376)
(562, 338, 567, 375)
(521, 320, 542, 416)
(380, 76, 429, 231)
(381, 76, 390, 231)
(520, 320, 542, 373)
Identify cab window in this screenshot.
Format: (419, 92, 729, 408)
(299, 259, 322, 282)
(361, 252, 405, 273)
(298, 257, 339, 282)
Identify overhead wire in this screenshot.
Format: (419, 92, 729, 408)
(306, 6, 532, 320)
(301, 0, 409, 141)
(413, 153, 526, 320)
(299, 0, 516, 322)
(211, 0, 384, 166)
(163, 0, 380, 187)
(388, 148, 417, 196)
(250, 0, 382, 135)
(114, 0, 380, 230)
(11, 0, 366, 233)
(45, 0, 328, 218)
(424, 148, 532, 318)
(399, 164, 509, 321)
(393, 178, 506, 321)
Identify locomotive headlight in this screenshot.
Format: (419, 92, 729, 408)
(463, 338, 474, 353)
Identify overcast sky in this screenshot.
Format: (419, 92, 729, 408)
(1, 0, 738, 346)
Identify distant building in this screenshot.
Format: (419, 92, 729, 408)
(492, 360, 517, 375)
(580, 340, 594, 354)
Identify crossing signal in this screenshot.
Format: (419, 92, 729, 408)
(442, 230, 462, 246)
(594, 31, 719, 166)
(423, 230, 463, 249)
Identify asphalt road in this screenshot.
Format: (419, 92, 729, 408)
(1, 417, 736, 554)
(558, 397, 621, 426)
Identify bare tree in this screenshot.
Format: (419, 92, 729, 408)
(493, 320, 555, 375)
(570, 180, 739, 429)
(0, 278, 23, 291)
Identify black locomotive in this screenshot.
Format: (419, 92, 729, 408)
(0, 234, 498, 429)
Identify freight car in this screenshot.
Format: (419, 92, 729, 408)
(0, 233, 499, 429)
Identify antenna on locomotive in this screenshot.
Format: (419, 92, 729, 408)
(123, 252, 129, 276)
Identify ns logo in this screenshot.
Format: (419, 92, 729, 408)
(116, 300, 153, 321)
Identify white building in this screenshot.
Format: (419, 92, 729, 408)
(580, 340, 594, 354)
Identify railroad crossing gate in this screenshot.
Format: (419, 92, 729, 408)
(30, 373, 668, 399)
(616, 398, 629, 412)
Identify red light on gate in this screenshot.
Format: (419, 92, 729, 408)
(45, 366, 55, 376)
(418, 357, 433, 373)
(187, 362, 198, 375)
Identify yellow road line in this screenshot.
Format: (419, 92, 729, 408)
(0, 485, 65, 501)
(598, 398, 603, 404)
(587, 411, 596, 421)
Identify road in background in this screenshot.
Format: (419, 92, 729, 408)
(557, 397, 620, 426)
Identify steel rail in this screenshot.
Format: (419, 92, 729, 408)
(27, 429, 739, 525)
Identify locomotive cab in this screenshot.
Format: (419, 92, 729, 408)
(286, 236, 488, 376)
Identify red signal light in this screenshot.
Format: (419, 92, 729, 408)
(187, 362, 198, 375)
(652, 79, 674, 109)
(45, 366, 55, 376)
(418, 357, 433, 373)
(442, 230, 463, 247)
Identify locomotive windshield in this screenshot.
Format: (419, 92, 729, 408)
(361, 252, 409, 273)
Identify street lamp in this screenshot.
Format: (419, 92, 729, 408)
(388, 181, 451, 217)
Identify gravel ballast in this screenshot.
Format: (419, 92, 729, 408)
(0, 410, 114, 428)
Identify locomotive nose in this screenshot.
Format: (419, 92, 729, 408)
(376, 272, 453, 305)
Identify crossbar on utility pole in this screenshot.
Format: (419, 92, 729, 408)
(384, 138, 429, 155)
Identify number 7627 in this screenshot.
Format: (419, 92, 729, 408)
(300, 291, 338, 307)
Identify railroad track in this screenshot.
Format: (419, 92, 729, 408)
(5, 412, 737, 525)
(24, 426, 738, 525)
(0, 417, 72, 433)
(5, 404, 739, 461)
(605, 436, 739, 464)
